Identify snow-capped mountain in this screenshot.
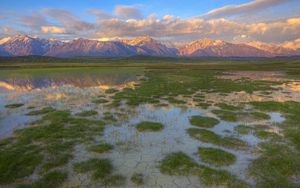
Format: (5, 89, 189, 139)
(0, 35, 300, 57)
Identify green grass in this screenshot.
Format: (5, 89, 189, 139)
(88, 143, 114, 153)
(17, 171, 67, 188)
(254, 130, 279, 140)
(249, 143, 300, 188)
(159, 152, 198, 175)
(112, 66, 279, 106)
(198, 147, 236, 166)
(189, 116, 219, 128)
(234, 125, 253, 135)
(5, 103, 24, 108)
(159, 152, 248, 187)
(73, 158, 113, 180)
(103, 112, 117, 122)
(212, 110, 270, 122)
(216, 103, 242, 111)
(103, 174, 126, 186)
(131, 173, 144, 185)
(196, 102, 211, 109)
(187, 128, 247, 149)
(0, 144, 43, 184)
(76, 110, 98, 117)
(0, 110, 106, 184)
(26, 107, 55, 116)
(93, 99, 109, 104)
(105, 88, 119, 94)
(136, 121, 164, 132)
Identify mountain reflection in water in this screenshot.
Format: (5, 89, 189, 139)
(0, 70, 138, 92)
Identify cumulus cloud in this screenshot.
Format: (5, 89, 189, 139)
(201, 0, 290, 19)
(93, 16, 300, 43)
(163, 15, 173, 20)
(114, 5, 143, 19)
(1, 3, 300, 43)
(41, 26, 67, 34)
(283, 38, 300, 49)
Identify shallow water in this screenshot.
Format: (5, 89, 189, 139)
(0, 69, 291, 187)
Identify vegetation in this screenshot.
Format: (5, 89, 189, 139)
(189, 116, 219, 128)
(5, 103, 24, 108)
(212, 110, 270, 122)
(2, 58, 300, 187)
(136, 121, 164, 132)
(76, 110, 98, 117)
(131, 173, 144, 185)
(198, 147, 236, 166)
(187, 128, 247, 149)
(26, 107, 55, 116)
(74, 158, 113, 179)
(88, 143, 114, 153)
(216, 103, 242, 111)
(159, 152, 247, 187)
(234, 125, 253, 135)
(0, 110, 105, 185)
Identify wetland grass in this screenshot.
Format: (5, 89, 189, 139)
(131, 173, 144, 185)
(136, 121, 164, 132)
(88, 143, 114, 153)
(187, 128, 247, 149)
(189, 116, 219, 128)
(198, 147, 236, 166)
(159, 152, 248, 187)
(76, 110, 98, 117)
(26, 107, 55, 116)
(5, 103, 24, 109)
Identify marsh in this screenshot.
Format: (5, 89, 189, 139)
(0, 58, 300, 188)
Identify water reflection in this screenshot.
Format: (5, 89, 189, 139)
(0, 68, 139, 92)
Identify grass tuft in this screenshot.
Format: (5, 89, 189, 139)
(189, 116, 219, 128)
(198, 147, 236, 166)
(136, 121, 164, 132)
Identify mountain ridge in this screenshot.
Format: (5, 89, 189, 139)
(1, 35, 299, 57)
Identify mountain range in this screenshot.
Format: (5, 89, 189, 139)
(0, 35, 300, 57)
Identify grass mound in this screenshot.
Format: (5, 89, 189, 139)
(189, 116, 219, 128)
(136, 121, 164, 132)
(198, 147, 236, 166)
(159, 152, 248, 187)
(187, 128, 247, 149)
(5, 103, 24, 108)
(88, 143, 114, 153)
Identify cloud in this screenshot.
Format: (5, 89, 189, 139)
(2, 26, 18, 35)
(1, 5, 300, 44)
(163, 15, 173, 21)
(114, 5, 143, 19)
(93, 16, 300, 43)
(88, 9, 113, 20)
(201, 0, 290, 19)
(283, 38, 300, 49)
(43, 8, 94, 32)
(18, 13, 48, 29)
(41, 26, 67, 34)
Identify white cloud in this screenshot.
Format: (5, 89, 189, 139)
(201, 0, 290, 19)
(163, 15, 173, 20)
(114, 5, 143, 19)
(41, 26, 67, 34)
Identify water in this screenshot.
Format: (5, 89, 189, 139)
(0, 69, 287, 187)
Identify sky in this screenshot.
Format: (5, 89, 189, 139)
(0, 0, 300, 43)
